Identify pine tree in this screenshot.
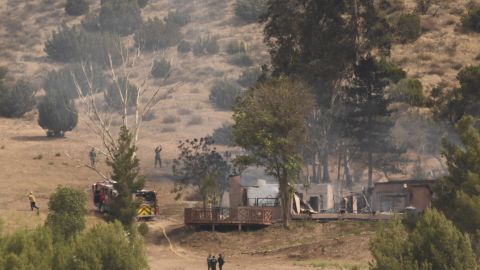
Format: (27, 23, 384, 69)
(107, 126, 144, 228)
(370, 209, 477, 270)
(434, 116, 480, 234)
(37, 90, 78, 137)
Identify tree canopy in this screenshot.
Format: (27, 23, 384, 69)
(233, 77, 314, 227)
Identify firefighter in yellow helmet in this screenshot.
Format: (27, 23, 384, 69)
(28, 191, 39, 213)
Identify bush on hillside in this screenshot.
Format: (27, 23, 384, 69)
(65, 0, 89, 16)
(416, 0, 432, 15)
(395, 13, 421, 43)
(235, 0, 268, 23)
(99, 0, 142, 36)
(228, 53, 254, 67)
(151, 58, 171, 78)
(225, 39, 248, 54)
(209, 79, 243, 110)
(211, 123, 234, 146)
(0, 79, 37, 118)
(137, 0, 149, 8)
(134, 17, 182, 51)
(192, 35, 219, 56)
(46, 186, 87, 241)
(38, 91, 78, 137)
(166, 9, 191, 27)
(104, 77, 138, 110)
(44, 63, 107, 100)
(237, 66, 262, 87)
(44, 25, 125, 67)
(177, 40, 191, 53)
(462, 7, 480, 32)
(389, 78, 426, 106)
(81, 13, 100, 32)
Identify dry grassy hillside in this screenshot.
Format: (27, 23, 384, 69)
(1, 0, 480, 268)
(0, 0, 479, 229)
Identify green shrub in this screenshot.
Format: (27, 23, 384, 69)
(134, 17, 182, 51)
(237, 66, 262, 87)
(235, 0, 268, 23)
(166, 9, 191, 27)
(229, 53, 254, 67)
(395, 13, 421, 43)
(225, 39, 248, 54)
(416, 0, 432, 15)
(137, 0, 148, 8)
(161, 126, 176, 132)
(38, 91, 78, 138)
(370, 209, 478, 270)
(209, 79, 243, 110)
(137, 222, 149, 236)
(162, 114, 180, 124)
(0, 78, 36, 118)
(104, 77, 138, 110)
(81, 13, 100, 32)
(192, 35, 219, 56)
(65, 0, 89, 16)
(211, 123, 234, 146)
(389, 78, 426, 106)
(462, 7, 480, 32)
(44, 63, 107, 100)
(99, 0, 142, 36)
(177, 40, 191, 53)
(44, 25, 125, 67)
(46, 187, 87, 241)
(151, 58, 171, 78)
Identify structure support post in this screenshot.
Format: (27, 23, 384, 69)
(212, 224, 215, 232)
(238, 224, 242, 232)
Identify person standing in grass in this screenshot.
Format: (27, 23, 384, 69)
(207, 254, 212, 270)
(154, 145, 163, 168)
(218, 254, 225, 270)
(89, 147, 97, 168)
(28, 191, 39, 213)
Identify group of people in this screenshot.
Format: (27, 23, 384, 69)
(207, 254, 225, 270)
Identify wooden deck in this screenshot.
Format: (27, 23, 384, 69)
(292, 213, 394, 221)
(184, 207, 273, 227)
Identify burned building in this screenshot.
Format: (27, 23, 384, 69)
(371, 179, 435, 213)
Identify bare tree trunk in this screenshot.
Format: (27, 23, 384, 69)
(344, 148, 352, 188)
(368, 151, 373, 188)
(337, 150, 342, 181)
(321, 147, 330, 183)
(279, 172, 290, 228)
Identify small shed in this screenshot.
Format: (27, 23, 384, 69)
(371, 179, 435, 213)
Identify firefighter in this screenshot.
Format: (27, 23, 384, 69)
(218, 254, 225, 270)
(211, 255, 217, 270)
(207, 254, 212, 270)
(154, 145, 162, 168)
(28, 191, 39, 213)
(89, 148, 97, 168)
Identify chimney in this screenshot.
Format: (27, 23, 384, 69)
(229, 175, 242, 207)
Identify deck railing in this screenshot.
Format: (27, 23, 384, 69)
(184, 207, 273, 225)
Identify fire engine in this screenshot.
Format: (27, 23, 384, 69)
(92, 180, 159, 220)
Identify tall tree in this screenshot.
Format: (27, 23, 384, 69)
(172, 137, 230, 208)
(233, 77, 314, 227)
(340, 56, 405, 187)
(106, 126, 144, 228)
(262, 0, 392, 183)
